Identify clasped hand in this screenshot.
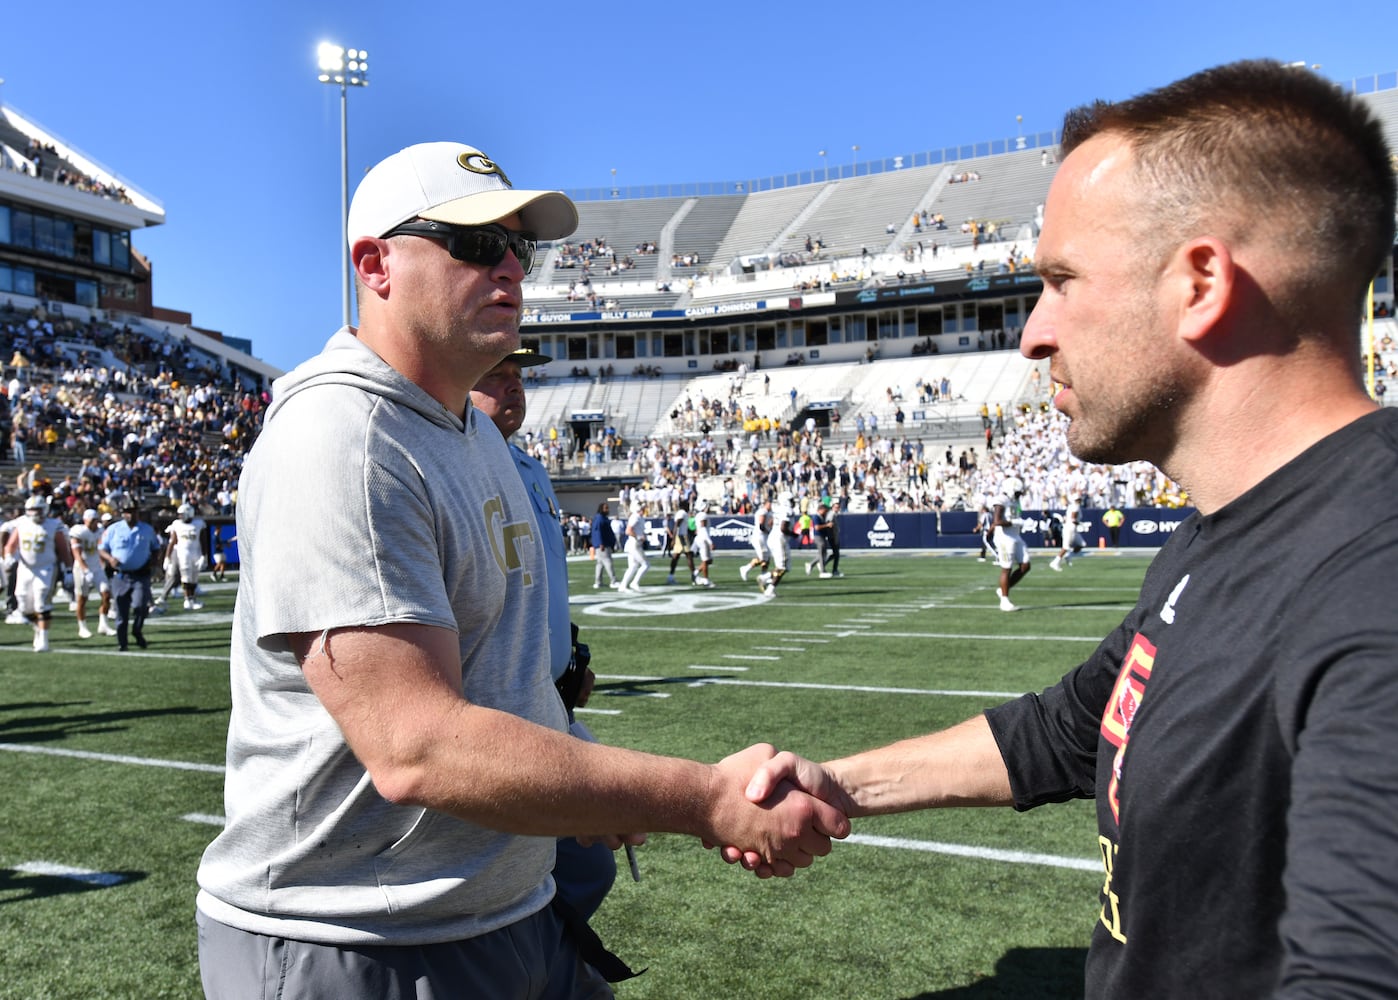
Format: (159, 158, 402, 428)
(705, 744, 853, 878)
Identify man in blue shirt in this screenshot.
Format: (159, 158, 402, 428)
(98, 498, 162, 651)
(471, 348, 619, 922)
(590, 500, 618, 589)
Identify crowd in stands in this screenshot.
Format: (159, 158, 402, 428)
(513, 385, 1182, 522)
(4, 137, 135, 204)
(1, 303, 265, 519)
(553, 236, 616, 271)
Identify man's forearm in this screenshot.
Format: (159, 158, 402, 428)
(828, 715, 1014, 817)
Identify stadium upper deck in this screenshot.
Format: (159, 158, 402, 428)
(516, 76, 1398, 384)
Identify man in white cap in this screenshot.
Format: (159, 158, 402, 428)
(195, 141, 847, 1000)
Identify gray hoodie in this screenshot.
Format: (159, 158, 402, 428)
(197, 329, 565, 945)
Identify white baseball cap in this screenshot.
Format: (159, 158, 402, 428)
(347, 142, 578, 246)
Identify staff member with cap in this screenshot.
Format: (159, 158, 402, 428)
(471, 346, 620, 921)
(98, 499, 161, 651)
(195, 140, 847, 1000)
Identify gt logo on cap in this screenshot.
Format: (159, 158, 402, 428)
(458, 152, 512, 187)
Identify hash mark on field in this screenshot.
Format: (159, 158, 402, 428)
(688, 664, 749, 672)
(0, 742, 225, 773)
(687, 678, 1019, 698)
(752, 646, 805, 652)
(724, 654, 779, 661)
(843, 834, 1099, 873)
(825, 623, 870, 630)
(14, 861, 129, 886)
(575, 707, 622, 715)
(182, 813, 226, 826)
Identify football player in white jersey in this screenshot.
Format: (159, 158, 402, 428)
(739, 498, 773, 584)
(2, 505, 25, 623)
(618, 504, 651, 593)
(1050, 501, 1086, 571)
(762, 493, 796, 597)
(991, 477, 1031, 611)
(161, 503, 208, 610)
(692, 505, 715, 587)
(68, 508, 115, 638)
(2, 495, 73, 652)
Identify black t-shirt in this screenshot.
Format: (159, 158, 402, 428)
(987, 408, 1398, 999)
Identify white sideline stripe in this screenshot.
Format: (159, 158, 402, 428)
(11, 768, 1097, 878)
(584, 623, 1101, 643)
(24, 648, 228, 662)
(723, 654, 779, 661)
(844, 834, 1099, 873)
(14, 861, 128, 886)
(687, 678, 1018, 697)
(182, 813, 226, 826)
(0, 742, 225, 773)
(161, 820, 1101, 873)
(687, 664, 749, 672)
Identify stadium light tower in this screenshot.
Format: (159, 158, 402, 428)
(850, 144, 859, 179)
(818, 149, 827, 182)
(317, 42, 369, 328)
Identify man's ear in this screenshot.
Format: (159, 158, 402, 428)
(1172, 237, 1234, 344)
(351, 237, 390, 297)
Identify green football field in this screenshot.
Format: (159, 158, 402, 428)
(0, 548, 1150, 999)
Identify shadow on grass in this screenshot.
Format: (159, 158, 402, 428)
(902, 946, 1087, 999)
(0, 703, 226, 743)
(0, 866, 148, 905)
(594, 675, 711, 697)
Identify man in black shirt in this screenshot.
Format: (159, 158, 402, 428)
(731, 60, 1398, 999)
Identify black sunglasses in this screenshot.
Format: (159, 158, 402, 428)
(383, 220, 537, 274)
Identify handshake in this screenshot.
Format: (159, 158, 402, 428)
(704, 744, 857, 879)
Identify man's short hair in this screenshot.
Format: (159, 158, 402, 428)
(1059, 60, 1396, 314)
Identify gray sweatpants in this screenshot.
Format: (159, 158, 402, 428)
(197, 906, 613, 1000)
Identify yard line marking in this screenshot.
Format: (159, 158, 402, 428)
(686, 678, 1019, 698)
(26, 648, 228, 662)
(585, 624, 1104, 644)
(687, 665, 750, 672)
(14, 861, 131, 886)
(182, 813, 226, 826)
(0, 743, 225, 773)
(843, 834, 1099, 873)
(723, 654, 779, 661)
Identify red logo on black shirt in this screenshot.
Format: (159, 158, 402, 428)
(1101, 633, 1156, 825)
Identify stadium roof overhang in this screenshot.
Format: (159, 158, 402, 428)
(521, 271, 1045, 332)
(0, 168, 165, 230)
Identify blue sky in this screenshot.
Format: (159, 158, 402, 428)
(3, 1, 1396, 372)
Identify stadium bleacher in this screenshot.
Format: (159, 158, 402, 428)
(3, 74, 1395, 521)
